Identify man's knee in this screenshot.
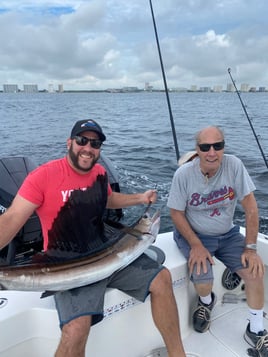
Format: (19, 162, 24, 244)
(150, 268, 172, 292)
(62, 315, 91, 342)
(191, 260, 214, 284)
(56, 317, 91, 357)
(237, 268, 264, 284)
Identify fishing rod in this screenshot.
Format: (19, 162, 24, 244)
(149, 0, 180, 162)
(228, 68, 268, 169)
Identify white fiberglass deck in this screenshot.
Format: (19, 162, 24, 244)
(1, 230, 268, 357)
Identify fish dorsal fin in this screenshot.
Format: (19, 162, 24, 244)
(45, 173, 113, 258)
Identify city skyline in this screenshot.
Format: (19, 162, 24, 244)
(2, 82, 267, 93)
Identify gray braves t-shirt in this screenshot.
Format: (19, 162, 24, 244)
(167, 154, 256, 235)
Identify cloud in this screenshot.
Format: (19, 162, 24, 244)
(0, 0, 268, 90)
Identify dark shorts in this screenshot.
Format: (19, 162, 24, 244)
(174, 225, 245, 285)
(54, 253, 163, 328)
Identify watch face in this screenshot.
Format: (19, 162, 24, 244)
(246, 244, 257, 249)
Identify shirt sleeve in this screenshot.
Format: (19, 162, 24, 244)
(18, 166, 46, 206)
(167, 166, 188, 211)
(230, 156, 256, 201)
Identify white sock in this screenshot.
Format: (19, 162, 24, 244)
(200, 294, 212, 305)
(249, 308, 264, 334)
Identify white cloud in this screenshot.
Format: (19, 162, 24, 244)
(0, 0, 268, 90)
(193, 30, 230, 48)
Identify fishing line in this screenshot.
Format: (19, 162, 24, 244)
(149, 0, 180, 162)
(227, 68, 268, 169)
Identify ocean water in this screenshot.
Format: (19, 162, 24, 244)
(0, 91, 267, 234)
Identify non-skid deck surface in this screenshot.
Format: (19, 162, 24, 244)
(183, 300, 268, 357)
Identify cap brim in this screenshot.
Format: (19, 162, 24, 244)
(73, 129, 106, 142)
(178, 151, 198, 167)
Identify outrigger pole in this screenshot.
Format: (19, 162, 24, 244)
(149, 0, 180, 162)
(228, 68, 268, 169)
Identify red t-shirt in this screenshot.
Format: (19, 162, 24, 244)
(18, 157, 112, 251)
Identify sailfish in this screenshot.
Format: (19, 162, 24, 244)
(0, 173, 160, 292)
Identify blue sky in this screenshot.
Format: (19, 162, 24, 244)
(0, 0, 268, 90)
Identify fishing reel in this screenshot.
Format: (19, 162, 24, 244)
(221, 267, 242, 290)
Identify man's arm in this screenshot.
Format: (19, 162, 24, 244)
(0, 194, 38, 250)
(170, 209, 202, 247)
(106, 190, 157, 209)
(241, 192, 259, 245)
(170, 208, 214, 275)
(240, 192, 264, 277)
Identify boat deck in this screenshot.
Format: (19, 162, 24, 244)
(146, 294, 268, 357)
(1, 230, 268, 357)
(183, 300, 267, 357)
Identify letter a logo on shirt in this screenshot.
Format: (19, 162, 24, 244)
(210, 208, 221, 217)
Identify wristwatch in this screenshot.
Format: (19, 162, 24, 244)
(245, 243, 257, 250)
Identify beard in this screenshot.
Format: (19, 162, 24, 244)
(68, 142, 99, 172)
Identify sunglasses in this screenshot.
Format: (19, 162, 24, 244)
(198, 140, 225, 152)
(73, 135, 103, 149)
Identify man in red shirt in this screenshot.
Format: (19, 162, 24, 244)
(0, 119, 186, 357)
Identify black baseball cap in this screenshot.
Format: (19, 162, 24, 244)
(70, 119, 106, 142)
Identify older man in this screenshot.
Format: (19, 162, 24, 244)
(168, 126, 267, 355)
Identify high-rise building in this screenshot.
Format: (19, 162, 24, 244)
(213, 85, 223, 92)
(226, 83, 235, 92)
(48, 84, 54, 93)
(23, 84, 38, 93)
(240, 83, 249, 92)
(3, 84, 19, 93)
(144, 82, 153, 91)
(190, 85, 198, 92)
(58, 84, 64, 93)
(200, 87, 211, 92)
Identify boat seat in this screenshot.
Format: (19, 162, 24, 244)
(144, 245, 166, 264)
(0, 157, 43, 265)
